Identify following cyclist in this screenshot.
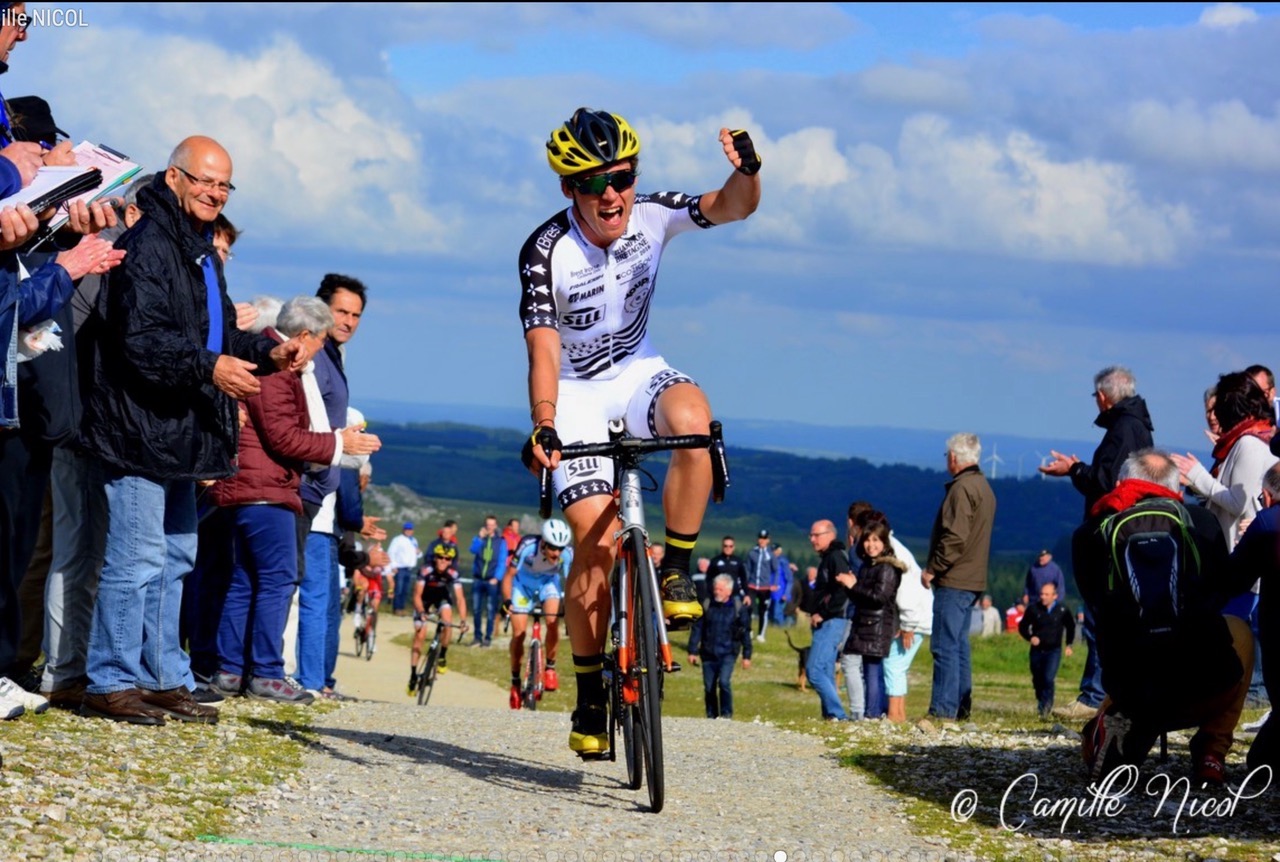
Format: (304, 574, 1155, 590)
(407, 544, 467, 694)
(351, 562, 384, 653)
(502, 519, 574, 709)
(518, 107, 762, 754)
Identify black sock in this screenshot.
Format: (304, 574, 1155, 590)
(573, 653, 606, 707)
(546, 660, 556, 669)
(664, 529, 698, 574)
(440, 647, 448, 662)
(511, 673, 520, 687)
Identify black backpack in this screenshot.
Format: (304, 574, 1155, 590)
(1097, 496, 1200, 643)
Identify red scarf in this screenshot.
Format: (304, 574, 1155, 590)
(1210, 417, 1275, 478)
(1089, 479, 1183, 518)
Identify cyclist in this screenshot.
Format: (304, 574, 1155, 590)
(502, 519, 574, 709)
(518, 107, 762, 754)
(351, 563, 384, 652)
(407, 544, 467, 694)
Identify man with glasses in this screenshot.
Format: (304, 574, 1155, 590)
(79, 137, 308, 724)
(709, 536, 748, 602)
(518, 108, 761, 754)
(502, 519, 573, 709)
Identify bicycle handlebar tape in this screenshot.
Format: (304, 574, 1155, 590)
(709, 420, 729, 503)
(730, 130, 761, 176)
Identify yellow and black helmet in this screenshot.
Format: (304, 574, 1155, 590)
(431, 544, 457, 561)
(546, 108, 641, 176)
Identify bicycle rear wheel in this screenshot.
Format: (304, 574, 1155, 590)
(523, 639, 543, 711)
(417, 643, 439, 706)
(353, 614, 365, 657)
(366, 620, 377, 660)
(628, 528, 664, 812)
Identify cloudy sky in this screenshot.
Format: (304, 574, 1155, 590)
(15, 2, 1280, 454)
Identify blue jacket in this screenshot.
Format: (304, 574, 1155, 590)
(470, 532, 508, 580)
(745, 544, 774, 590)
(300, 338, 349, 506)
(689, 595, 752, 661)
(2, 260, 75, 427)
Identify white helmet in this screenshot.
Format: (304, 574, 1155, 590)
(541, 518, 572, 549)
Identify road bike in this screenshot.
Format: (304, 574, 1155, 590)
(352, 589, 378, 661)
(537, 419, 729, 813)
(412, 615, 468, 707)
(516, 605, 548, 711)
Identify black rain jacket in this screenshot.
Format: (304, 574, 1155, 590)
(80, 174, 275, 480)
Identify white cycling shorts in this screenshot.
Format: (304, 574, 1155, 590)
(553, 354, 696, 512)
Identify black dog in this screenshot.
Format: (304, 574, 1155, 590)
(784, 630, 811, 692)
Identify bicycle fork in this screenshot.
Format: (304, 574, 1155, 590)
(615, 470, 676, 680)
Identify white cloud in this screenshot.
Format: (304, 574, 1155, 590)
(1198, 3, 1260, 29)
(36, 26, 445, 255)
(1122, 98, 1280, 172)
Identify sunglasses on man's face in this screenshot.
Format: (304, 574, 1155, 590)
(568, 169, 637, 196)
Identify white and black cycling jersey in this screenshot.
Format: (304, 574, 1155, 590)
(517, 192, 713, 381)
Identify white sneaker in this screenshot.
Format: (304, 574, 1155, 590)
(755, 635, 766, 643)
(1243, 709, 1272, 733)
(0, 677, 47, 716)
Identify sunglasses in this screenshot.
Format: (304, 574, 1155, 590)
(544, 544, 564, 553)
(568, 169, 637, 196)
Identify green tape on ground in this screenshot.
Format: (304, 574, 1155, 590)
(197, 835, 499, 861)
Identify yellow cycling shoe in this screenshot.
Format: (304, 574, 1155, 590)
(660, 571, 702, 631)
(569, 705, 608, 756)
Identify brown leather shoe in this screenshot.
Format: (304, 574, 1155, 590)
(80, 689, 167, 725)
(42, 677, 88, 711)
(138, 686, 219, 723)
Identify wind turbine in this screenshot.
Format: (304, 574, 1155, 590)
(1016, 453, 1026, 481)
(985, 442, 1005, 479)
(1036, 451, 1049, 479)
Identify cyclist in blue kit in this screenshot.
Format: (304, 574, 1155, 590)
(503, 519, 574, 709)
(517, 107, 762, 754)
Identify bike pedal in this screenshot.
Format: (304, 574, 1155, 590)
(665, 660, 682, 673)
(577, 749, 609, 761)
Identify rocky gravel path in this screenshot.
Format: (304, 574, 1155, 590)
(219, 702, 936, 862)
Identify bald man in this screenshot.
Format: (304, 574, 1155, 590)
(79, 136, 306, 726)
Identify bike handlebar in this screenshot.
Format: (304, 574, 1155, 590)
(538, 420, 729, 518)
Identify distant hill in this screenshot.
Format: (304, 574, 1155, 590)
(366, 420, 1086, 586)
(360, 397, 1206, 472)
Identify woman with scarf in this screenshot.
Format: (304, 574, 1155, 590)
(1172, 371, 1278, 551)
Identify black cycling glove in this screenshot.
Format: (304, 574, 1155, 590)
(521, 425, 563, 470)
(730, 130, 762, 176)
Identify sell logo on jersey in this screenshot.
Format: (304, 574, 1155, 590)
(564, 456, 604, 481)
(560, 306, 604, 330)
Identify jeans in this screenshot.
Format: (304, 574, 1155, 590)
(807, 618, 850, 720)
(929, 586, 979, 719)
(883, 632, 926, 697)
(217, 505, 297, 679)
(1030, 647, 1062, 713)
(863, 656, 887, 718)
(471, 579, 498, 643)
(0, 429, 51, 677)
(181, 503, 233, 680)
(1078, 605, 1105, 708)
(86, 465, 197, 694)
(393, 566, 413, 613)
(297, 532, 338, 691)
(41, 448, 105, 690)
(701, 655, 735, 718)
(324, 541, 343, 690)
(840, 652, 865, 719)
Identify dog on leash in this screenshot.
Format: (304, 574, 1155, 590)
(784, 630, 811, 692)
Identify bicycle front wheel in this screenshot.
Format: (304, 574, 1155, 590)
(523, 639, 543, 711)
(366, 621, 377, 660)
(629, 528, 664, 812)
(418, 644, 439, 706)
